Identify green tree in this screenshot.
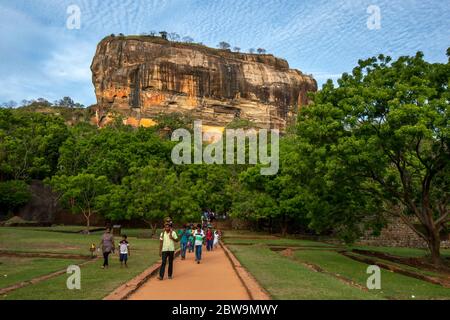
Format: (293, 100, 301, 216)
(57, 125, 171, 183)
(124, 162, 198, 234)
(0, 109, 69, 181)
(218, 42, 231, 50)
(0, 180, 31, 215)
(296, 50, 449, 264)
(49, 174, 111, 232)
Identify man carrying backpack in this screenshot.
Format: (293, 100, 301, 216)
(158, 222, 179, 280)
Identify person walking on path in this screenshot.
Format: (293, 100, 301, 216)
(194, 224, 205, 264)
(158, 223, 179, 280)
(100, 228, 115, 269)
(188, 225, 195, 253)
(178, 225, 190, 260)
(206, 226, 214, 251)
(118, 235, 130, 268)
(213, 230, 220, 249)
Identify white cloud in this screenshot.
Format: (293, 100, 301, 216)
(0, 0, 448, 105)
(43, 41, 94, 82)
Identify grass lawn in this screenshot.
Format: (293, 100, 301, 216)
(228, 245, 378, 300)
(350, 245, 450, 259)
(224, 233, 450, 300)
(293, 249, 450, 300)
(27, 226, 96, 233)
(224, 238, 335, 247)
(0, 227, 162, 300)
(25, 226, 164, 239)
(0, 257, 80, 289)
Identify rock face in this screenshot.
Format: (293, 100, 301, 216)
(91, 35, 317, 131)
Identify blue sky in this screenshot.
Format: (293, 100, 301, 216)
(0, 0, 448, 106)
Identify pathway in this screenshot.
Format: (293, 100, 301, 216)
(129, 245, 250, 300)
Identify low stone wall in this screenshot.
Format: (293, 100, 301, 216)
(359, 217, 450, 249)
(231, 218, 253, 230)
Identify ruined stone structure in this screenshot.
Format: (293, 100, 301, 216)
(91, 35, 317, 131)
(359, 217, 450, 249)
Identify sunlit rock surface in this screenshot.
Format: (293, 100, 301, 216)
(91, 35, 317, 131)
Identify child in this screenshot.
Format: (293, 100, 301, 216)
(119, 235, 130, 268)
(194, 224, 205, 264)
(188, 225, 195, 253)
(213, 230, 220, 248)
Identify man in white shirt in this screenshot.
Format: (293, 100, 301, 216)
(193, 224, 205, 264)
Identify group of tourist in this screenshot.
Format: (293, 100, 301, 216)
(97, 214, 222, 281)
(158, 219, 222, 280)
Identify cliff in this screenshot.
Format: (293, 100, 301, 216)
(91, 35, 317, 131)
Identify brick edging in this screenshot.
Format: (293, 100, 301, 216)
(103, 250, 180, 300)
(220, 241, 271, 300)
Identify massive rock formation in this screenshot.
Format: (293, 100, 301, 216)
(91, 35, 317, 131)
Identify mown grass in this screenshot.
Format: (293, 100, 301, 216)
(0, 257, 80, 289)
(349, 245, 450, 259)
(0, 227, 162, 300)
(292, 250, 450, 300)
(224, 233, 450, 300)
(224, 238, 334, 247)
(228, 245, 379, 300)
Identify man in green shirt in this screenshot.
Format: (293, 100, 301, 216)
(158, 223, 179, 280)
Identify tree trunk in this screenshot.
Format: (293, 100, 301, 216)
(280, 215, 288, 236)
(143, 220, 158, 238)
(427, 231, 442, 265)
(86, 216, 91, 234)
(151, 223, 158, 238)
(84, 208, 91, 234)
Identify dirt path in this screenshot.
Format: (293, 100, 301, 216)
(129, 245, 250, 300)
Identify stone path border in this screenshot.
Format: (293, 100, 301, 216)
(103, 250, 180, 300)
(220, 241, 271, 300)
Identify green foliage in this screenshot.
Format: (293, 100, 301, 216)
(57, 125, 172, 183)
(123, 163, 200, 230)
(0, 180, 31, 214)
(49, 174, 112, 229)
(230, 137, 309, 234)
(225, 119, 258, 130)
(294, 50, 449, 261)
(0, 109, 69, 181)
(154, 112, 194, 133)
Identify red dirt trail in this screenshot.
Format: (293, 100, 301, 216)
(129, 246, 250, 300)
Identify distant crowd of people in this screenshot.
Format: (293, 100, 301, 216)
(97, 211, 223, 281)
